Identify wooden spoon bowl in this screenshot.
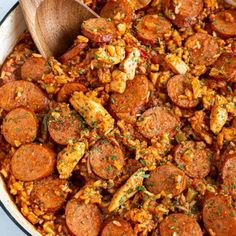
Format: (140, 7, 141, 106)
(19, 0, 98, 58)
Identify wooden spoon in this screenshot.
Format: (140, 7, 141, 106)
(224, 0, 236, 6)
(19, 0, 99, 59)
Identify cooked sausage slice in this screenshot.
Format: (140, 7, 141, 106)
(203, 195, 236, 236)
(210, 53, 236, 82)
(81, 18, 116, 43)
(31, 177, 68, 213)
(100, 0, 133, 24)
(101, 217, 134, 236)
(109, 75, 149, 122)
(163, 0, 203, 27)
(221, 154, 236, 199)
(129, 0, 152, 10)
(185, 33, 219, 66)
(137, 107, 179, 139)
(136, 15, 172, 45)
(2, 108, 38, 147)
(89, 139, 125, 179)
(21, 55, 51, 81)
(145, 164, 186, 197)
(65, 199, 102, 236)
(60, 42, 87, 64)
(159, 213, 202, 236)
(11, 144, 56, 181)
(174, 141, 211, 178)
(48, 104, 84, 145)
(57, 82, 87, 102)
(0, 80, 48, 112)
(167, 75, 199, 109)
(211, 10, 236, 38)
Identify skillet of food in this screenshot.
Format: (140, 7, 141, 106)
(0, 0, 236, 235)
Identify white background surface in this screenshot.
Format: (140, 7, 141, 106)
(0, 2, 26, 236)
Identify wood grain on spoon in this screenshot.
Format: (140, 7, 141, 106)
(19, 0, 99, 59)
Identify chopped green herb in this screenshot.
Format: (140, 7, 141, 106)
(129, 146, 136, 150)
(107, 165, 113, 171)
(127, 188, 134, 194)
(136, 185, 145, 191)
(79, 69, 86, 74)
(139, 159, 147, 166)
(175, 132, 186, 143)
(94, 54, 99, 59)
(227, 86, 232, 92)
(110, 97, 116, 104)
(149, 182, 155, 187)
(177, 164, 184, 170)
(142, 173, 150, 179)
(231, 183, 236, 189)
(169, 225, 175, 230)
(137, 116, 144, 122)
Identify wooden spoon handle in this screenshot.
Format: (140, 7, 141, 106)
(224, 0, 236, 6)
(19, 0, 44, 55)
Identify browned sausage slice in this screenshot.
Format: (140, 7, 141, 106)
(60, 42, 87, 64)
(2, 108, 38, 147)
(185, 33, 219, 66)
(101, 217, 134, 236)
(11, 144, 56, 181)
(136, 15, 172, 45)
(221, 154, 236, 199)
(145, 164, 186, 197)
(21, 55, 51, 81)
(167, 75, 199, 109)
(109, 75, 149, 122)
(89, 139, 125, 180)
(159, 213, 202, 236)
(31, 176, 68, 213)
(163, 0, 203, 27)
(57, 82, 87, 102)
(65, 199, 102, 236)
(137, 107, 179, 139)
(174, 141, 211, 178)
(100, 0, 133, 24)
(210, 53, 236, 82)
(48, 103, 84, 145)
(81, 18, 116, 43)
(0, 80, 48, 112)
(211, 10, 236, 38)
(203, 195, 236, 236)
